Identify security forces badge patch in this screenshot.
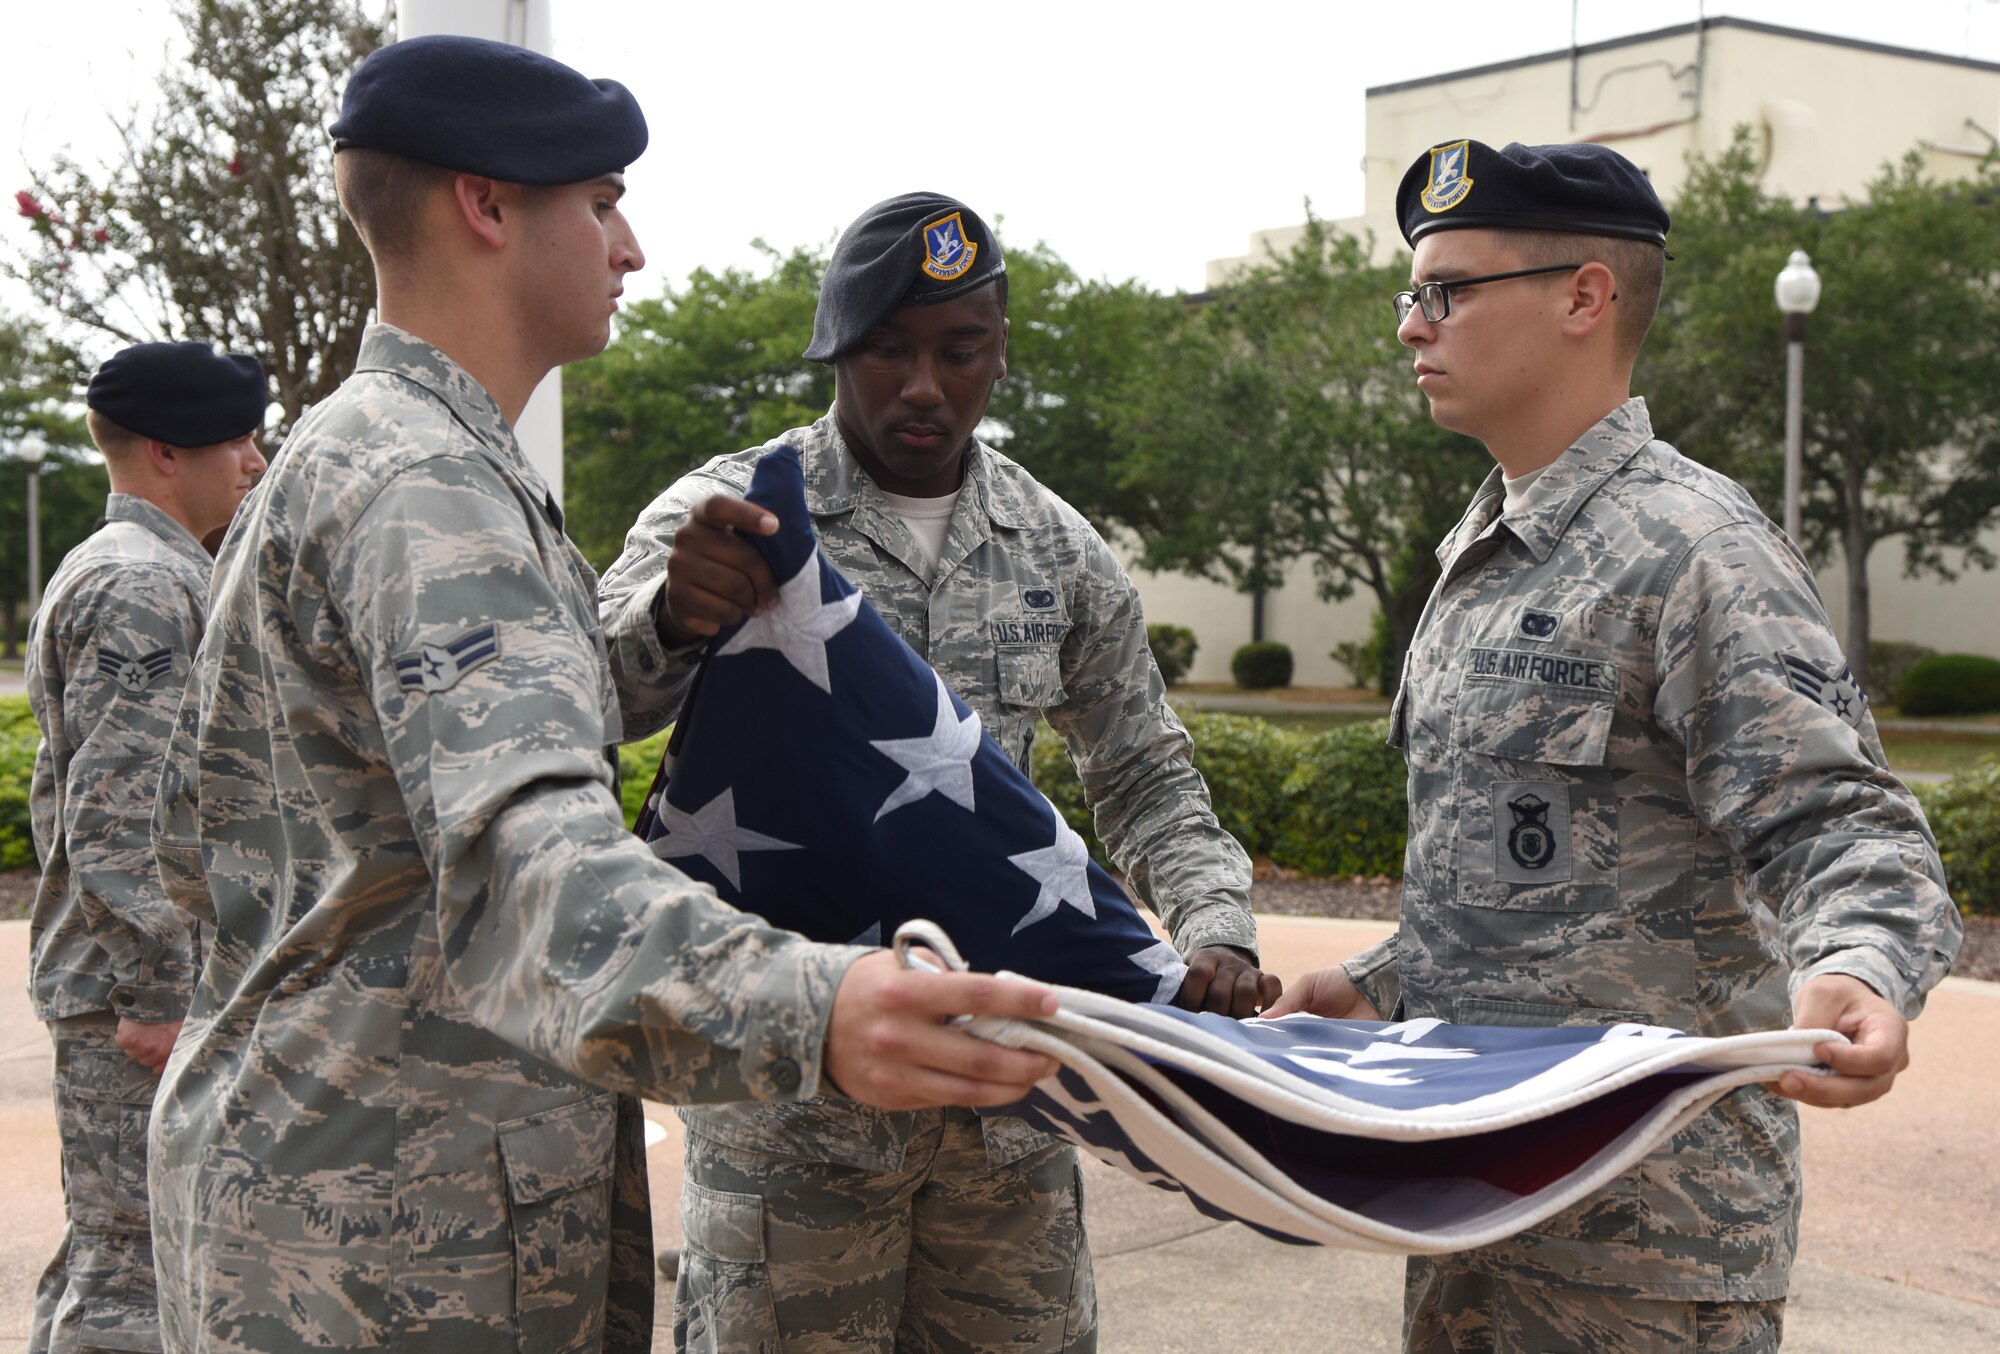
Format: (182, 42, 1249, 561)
(1779, 652, 1868, 728)
(920, 211, 978, 282)
(394, 624, 499, 694)
(97, 645, 175, 694)
(1420, 140, 1474, 214)
(1493, 780, 1572, 884)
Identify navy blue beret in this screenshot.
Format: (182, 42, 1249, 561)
(86, 342, 267, 447)
(805, 192, 1006, 363)
(1397, 139, 1669, 247)
(329, 35, 646, 186)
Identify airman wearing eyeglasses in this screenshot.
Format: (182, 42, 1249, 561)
(1270, 139, 1958, 1353)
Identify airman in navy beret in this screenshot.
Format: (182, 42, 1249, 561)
(1276, 134, 1957, 1354)
(148, 37, 1068, 1354)
(26, 345, 266, 1353)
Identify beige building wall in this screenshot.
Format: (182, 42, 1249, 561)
(1141, 18, 2000, 684)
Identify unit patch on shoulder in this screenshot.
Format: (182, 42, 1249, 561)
(1778, 653, 1867, 727)
(394, 625, 499, 694)
(920, 211, 978, 282)
(1420, 140, 1474, 214)
(97, 646, 175, 694)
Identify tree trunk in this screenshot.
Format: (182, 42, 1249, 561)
(1250, 587, 1265, 644)
(1841, 455, 1871, 678)
(3, 596, 17, 661)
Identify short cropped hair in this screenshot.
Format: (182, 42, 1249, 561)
(85, 408, 144, 460)
(334, 147, 454, 263)
(1496, 228, 1665, 359)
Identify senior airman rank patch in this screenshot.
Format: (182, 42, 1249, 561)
(920, 211, 978, 281)
(1779, 653, 1867, 727)
(97, 646, 175, 694)
(1420, 140, 1474, 213)
(394, 624, 499, 694)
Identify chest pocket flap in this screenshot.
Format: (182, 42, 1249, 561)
(998, 648, 1066, 709)
(1456, 655, 1618, 768)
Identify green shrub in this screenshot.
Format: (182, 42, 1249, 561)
(1868, 640, 1935, 704)
(1029, 723, 1103, 863)
(1029, 712, 1303, 863)
(1146, 623, 1199, 685)
(1270, 718, 1408, 878)
(1231, 641, 1294, 690)
(1918, 757, 2000, 918)
(1330, 612, 1387, 691)
(1179, 712, 1302, 857)
(1895, 653, 2000, 716)
(0, 696, 38, 870)
(617, 729, 672, 829)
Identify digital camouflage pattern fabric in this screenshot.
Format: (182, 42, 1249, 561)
(25, 492, 210, 1354)
(1343, 397, 1959, 1300)
(27, 492, 208, 1026)
(597, 411, 1245, 1349)
(148, 324, 871, 1353)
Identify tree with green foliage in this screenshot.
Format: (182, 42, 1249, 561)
(9, 0, 386, 429)
(1109, 215, 1489, 690)
(0, 314, 109, 655)
(1643, 135, 2000, 668)
(979, 243, 1185, 529)
(563, 237, 1181, 571)
(563, 242, 831, 567)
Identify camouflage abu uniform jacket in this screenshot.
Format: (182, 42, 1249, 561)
(598, 410, 1258, 1170)
(148, 325, 869, 1354)
(1343, 398, 1959, 1301)
(27, 492, 206, 1025)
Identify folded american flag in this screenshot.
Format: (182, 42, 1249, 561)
(930, 928, 1839, 1253)
(634, 445, 1188, 1004)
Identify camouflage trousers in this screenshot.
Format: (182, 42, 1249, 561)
(29, 1012, 165, 1354)
(674, 1108, 1095, 1352)
(1404, 1256, 1785, 1352)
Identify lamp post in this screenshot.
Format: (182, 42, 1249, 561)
(22, 440, 47, 623)
(1773, 250, 1822, 542)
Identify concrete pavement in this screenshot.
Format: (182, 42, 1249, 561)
(2, 916, 1994, 1352)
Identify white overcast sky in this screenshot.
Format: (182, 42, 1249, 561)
(5, 0, 2000, 334)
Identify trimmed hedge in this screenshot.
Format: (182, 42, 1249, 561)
(1895, 653, 2000, 716)
(1269, 719, 1409, 878)
(0, 697, 38, 870)
(1867, 640, 1935, 705)
(1029, 712, 1408, 877)
(618, 728, 672, 828)
(1917, 757, 2000, 917)
(1146, 624, 1199, 686)
(1231, 641, 1294, 690)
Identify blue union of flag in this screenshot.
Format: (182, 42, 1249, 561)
(633, 446, 1187, 1004)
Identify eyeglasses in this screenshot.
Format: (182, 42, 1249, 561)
(1392, 263, 1583, 325)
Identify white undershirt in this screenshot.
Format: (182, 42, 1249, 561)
(1501, 464, 1550, 518)
(877, 487, 961, 574)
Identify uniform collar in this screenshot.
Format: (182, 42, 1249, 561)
(794, 408, 1032, 531)
(348, 323, 560, 522)
(1493, 397, 1655, 564)
(104, 492, 210, 570)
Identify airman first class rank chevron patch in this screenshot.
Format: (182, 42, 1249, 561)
(394, 625, 499, 694)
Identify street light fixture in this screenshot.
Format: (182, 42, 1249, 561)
(22, 439, 46, 623)
(1774, 250, 1822, 542)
